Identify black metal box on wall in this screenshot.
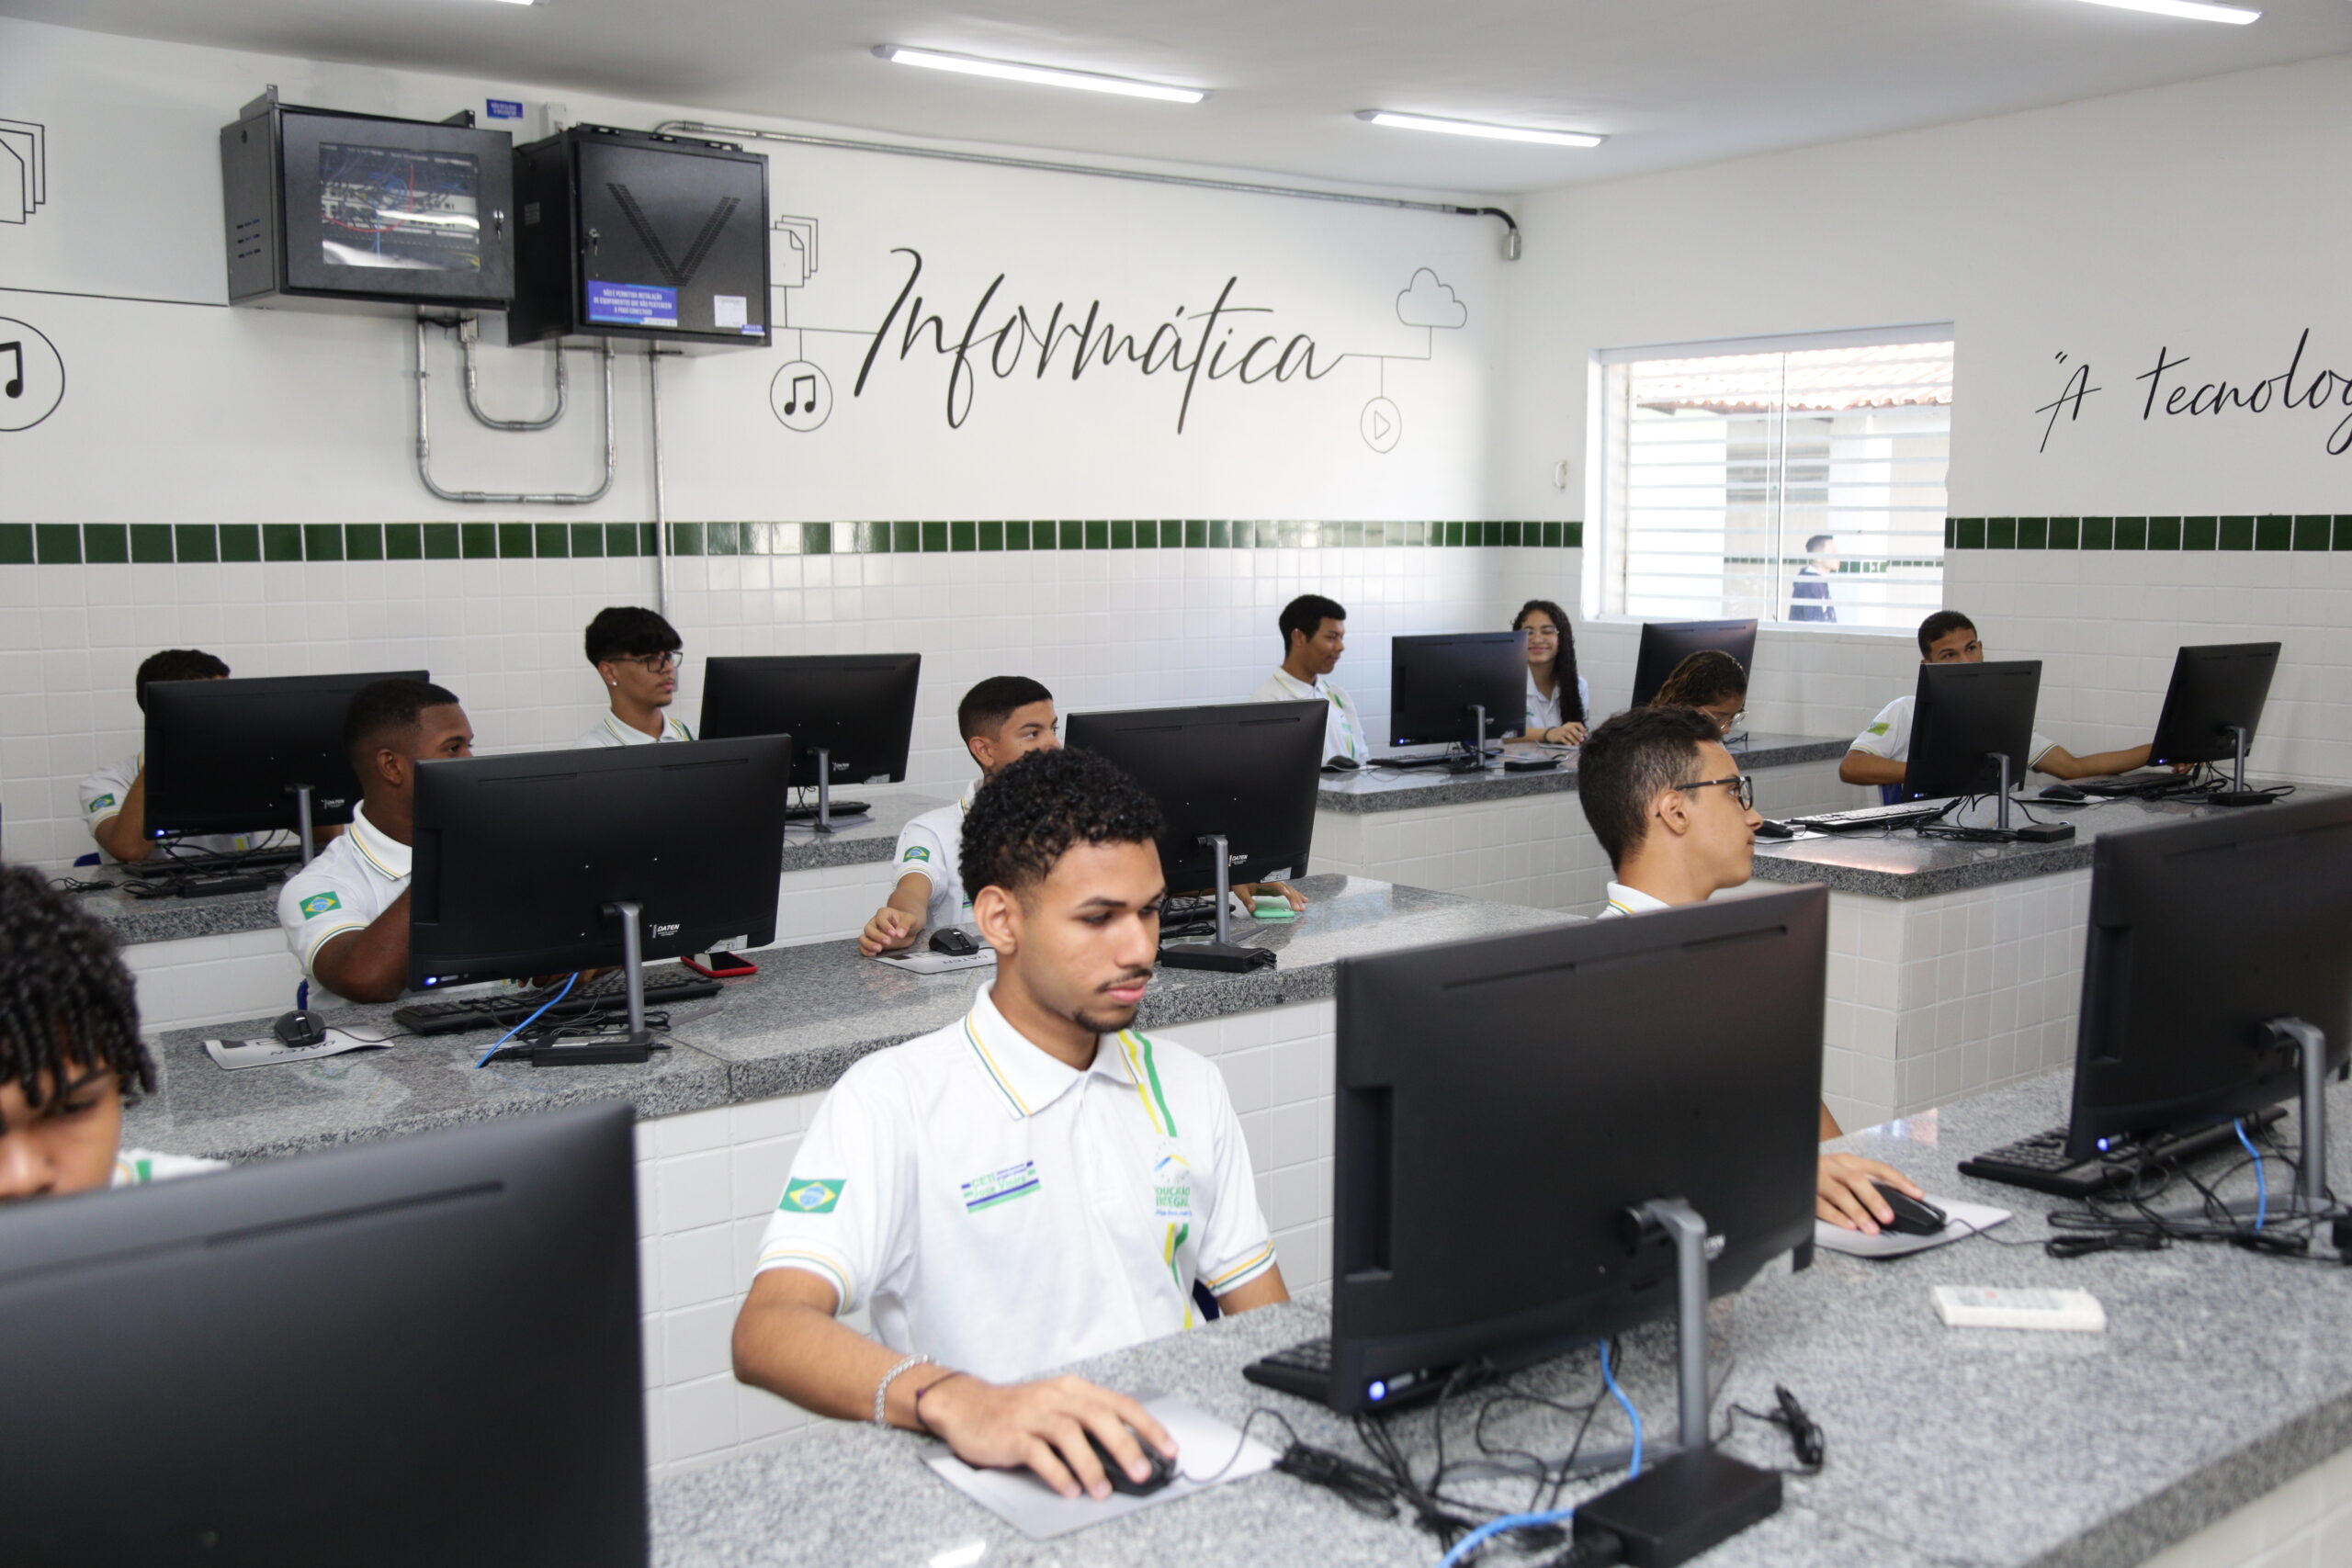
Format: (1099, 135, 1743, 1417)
(220, 88, 515, 310)
(507, 126, 771, 348)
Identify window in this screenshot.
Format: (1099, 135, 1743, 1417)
(1594, 326, 1952, 631)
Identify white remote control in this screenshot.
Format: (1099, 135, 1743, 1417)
(1932, 1285, 2107, 1333)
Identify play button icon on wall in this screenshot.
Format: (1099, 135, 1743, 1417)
(1360, 396, 1401, 455)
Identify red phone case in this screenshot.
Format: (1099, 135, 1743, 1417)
(683, 953, 758, 979)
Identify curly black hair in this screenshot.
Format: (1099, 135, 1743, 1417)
(0, 863, 153, 1114)
(961, 748, 1166, 898)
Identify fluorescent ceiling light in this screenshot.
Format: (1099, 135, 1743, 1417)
(1355, 110, 1604, 149)
(2071, 0, 2259, 21)
(874, 46, 1206, 103)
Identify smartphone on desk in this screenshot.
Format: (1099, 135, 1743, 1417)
(683, 951, 758, 979)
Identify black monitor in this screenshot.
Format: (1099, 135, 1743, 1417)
(2062, 795, 2352, 1191)
(1065, 700, 1324, 972)
(1629, 619, 1758, 709)
(143, 670, 428, 847)
(2148, 641, 2281, 805)
(1318, 888, 1824, 1416)
(410, 737, 788, 1061)
(699, 653, 922, 827)
(1388, 631, 1526, 757)
(1900, 659, 2052, 818)
(0, 1102, 644, 1567)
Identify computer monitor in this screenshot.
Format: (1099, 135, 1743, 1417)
(1065, 700, 1324, 972)
(1388, 631, 1525, 756)
(2148, 641, 2282, 805)
(1320, 887, 1824, 1416)
(1901, 660, 2062, 842)
(0, 1102, 644, 1568)
(2062, 795, 2352, 1195)
(410, 737, 789, 1060)
(142, 670, 428, 852)
(1629, 619, 1758, 709)
(698, 653, 922, 827)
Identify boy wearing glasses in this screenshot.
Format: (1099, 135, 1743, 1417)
(572, 606, 693, 750)
(1577, 705, 1928, 1235)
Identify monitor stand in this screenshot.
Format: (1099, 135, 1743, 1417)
(2165, 1018, 2343, 1226)
(1158, 833, 1276, 973)
(514, 899, 657, 1066)
(288, 782, 321, 867)
(1444, 704, 1490, 773)
(811, 749, 841, 834)
(1935, 751, 2071, 844)
(2208, 724, 2274, 807)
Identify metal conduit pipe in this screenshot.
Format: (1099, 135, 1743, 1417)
(414, 316, 616, 505)
(651, 119, 1523, 258)
(649, 341, 672, 616)
(457, 316, 569, 431)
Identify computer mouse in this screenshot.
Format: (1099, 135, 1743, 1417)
(928, 928, 979, 957)
(273, 1010, 330, 1048)
(1320, 757, 1361, 773)
(1753, 819, 1797, 840)
(1872, 1181, 1947, 1236)
(1084, 1427, 1176, 1496)
(2040, 784, 2086, 802)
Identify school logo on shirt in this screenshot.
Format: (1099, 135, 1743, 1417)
(1866, 722, 1892, 737)
(901, 846, 932, 863)
(1153, 1152, 1193, 1219)
(960, 1160, 1040, 1214)
(88, 794, 116, 812)
(299, 892, 342, 919)
(781, 1179, 844, 1214)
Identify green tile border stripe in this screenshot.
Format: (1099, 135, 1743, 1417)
(0, 520, 1588, 562)
(1946, 516, 2347, 551)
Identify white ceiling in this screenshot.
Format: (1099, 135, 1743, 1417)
(14, 0, 2352, 197)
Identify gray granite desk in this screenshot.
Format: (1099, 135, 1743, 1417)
(652, 1067, 2352, 1568)
(1310, 734, 1861, 921)
(1743, 785, 2345, 1137)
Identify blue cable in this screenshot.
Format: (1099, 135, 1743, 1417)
(2235, 1118, 2267, 1232)
(1432, 1506, 1577, 1568)
(473, 974, 577, 1068)
(1598, 1338, 1643, 1480)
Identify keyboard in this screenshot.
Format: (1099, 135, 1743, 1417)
(122, 871, 275, 899)
(1958, 1106, 2286, 1198)
(2076, 775, 2203, 800)
(1244, 1337, 1462, 1412)
(1785, 799, 1952, 833)
(393, 968, 724, 1035)
(784, 800, 870, 821)
(1370, 754, 1457, 770)
(125, 844, 303, 880)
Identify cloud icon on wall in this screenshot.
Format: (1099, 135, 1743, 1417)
(1396, 268, 1467, 330)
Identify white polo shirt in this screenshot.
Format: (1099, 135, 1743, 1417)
(570, 712, 695, 750)
(1596, 881, 1671, 919)
(276, 803, 410, 996)
(1252, 668, 1368, 764)
(1519, 671, 1594, 738)
(79, 754, 277, 860)
(890, 781, 978, 932)
(1849, 694, 2056, 773)
(754, 982, 1278, 1385)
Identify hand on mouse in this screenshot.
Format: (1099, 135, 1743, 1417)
(860, 907, 916, 957)
(1233, 880, 1307, 912)
(1816, 1153, 1923, 1235)
(918, 1372, 1176, 1500)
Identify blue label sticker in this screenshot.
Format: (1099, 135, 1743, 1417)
(486, 99, 525, 119)
(586, 280, 678, 328)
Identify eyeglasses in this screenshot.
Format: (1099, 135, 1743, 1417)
(1709, 708, 1747, 735)
(1672, 773, 1754, 810)
(618, 649, 684, 674)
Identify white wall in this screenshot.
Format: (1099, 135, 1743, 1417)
(1501, 54, 2352, 782)
(0, 18, 1534, 868)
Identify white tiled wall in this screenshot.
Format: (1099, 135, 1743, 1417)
(2, 546, 1533, 872)
(1820, 872, 2090, 1134)
(2139, 1443, 2352, 1568)
(631, 997, 1337, 1478)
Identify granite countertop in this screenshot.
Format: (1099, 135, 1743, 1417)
(652, 1067, 2352, 1568)
(1317, 733, 1849, 814)
(1749, 783, 2340, 901)
(74, 791, 953, 950)
(121, 874, 1574, 1162)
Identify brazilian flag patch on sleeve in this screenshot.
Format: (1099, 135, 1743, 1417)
(782, 1179, 844, 1214)
(300, 891, 343, 919)
(901, 846, 931, 863)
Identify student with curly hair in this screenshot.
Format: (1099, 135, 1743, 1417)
(1649, 649, 1748, 739)
(736, 748, 1287, 1501)
(0, 863, 221, 1200)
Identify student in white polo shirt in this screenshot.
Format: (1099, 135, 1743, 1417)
(79, 648, 253, 863)
(860, 676, 1059, 955)
(276, 679, 473, 1005)
(0, 865, 224, 1202)
(1578, 705, 1929, 1235)
(736, 748, 1288, 1500)
(1251, 592, 1368, 766)
(571, 605, 693, 750)
(1839, 610, 2165, 792)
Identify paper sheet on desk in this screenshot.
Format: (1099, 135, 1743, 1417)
(872, 947, 997, 976)
(204, 1030, 390, 1071)
(1814, 1196, 2012, 1258)
(922, 1393, 1277, 1540)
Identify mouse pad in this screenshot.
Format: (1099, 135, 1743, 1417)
(202, 1030, 391, 1071)
(1814, 1195, 2012, 1258)
(922, 1392, 1278, 1540)
(870, 947, 998, 976)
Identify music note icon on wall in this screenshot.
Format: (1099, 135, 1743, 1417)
(784, 373, 816, 416)
(769, 360, 831, 434)
(2, 342, 21, 399)
(0, 318, 63, 432)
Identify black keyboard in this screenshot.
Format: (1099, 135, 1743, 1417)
(2076, 775, 2202, 800)
(393, 968, 724, 1035)
(1786, 800, 1951, 833)
(1370, 754, 1455, 770)
(784, 800, 870, 821)
(1958, 1106, 2286, 1198)
(1243, 1337, 1334, 1402)
(124, 872, 273, 899)
(125, 845, 302, 880)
